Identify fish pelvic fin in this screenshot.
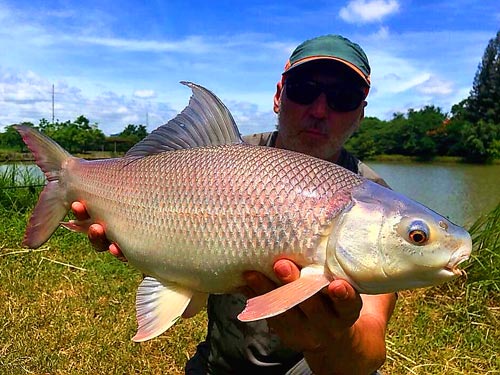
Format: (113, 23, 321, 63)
(14, 125, 73, 248)
(132, 277, 193, 342)
(237, 266, 331, 322)
(125, 82, 243, 157)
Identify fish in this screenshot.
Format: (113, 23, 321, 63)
(15, 81, 472, 342)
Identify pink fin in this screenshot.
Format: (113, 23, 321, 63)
(60, 219, 92, 233)
(237, 273, 330, 322)
(132, 277, 193, 342)
(24, 181, 68, 248)
(14, 125, 72, 248)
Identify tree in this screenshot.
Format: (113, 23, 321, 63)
(467, 30, 500, 124)
(120, 124, 148, 140)
(38, 116, 105, 153)
(0, 123, 34, 151)
(460, 120, 499, 163)
(105, 124, 149, 153)
(346, 117, 388, 159)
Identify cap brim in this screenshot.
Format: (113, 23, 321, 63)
(283, 56, 370, 86)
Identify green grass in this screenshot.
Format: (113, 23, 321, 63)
(0, 166, 498, 374)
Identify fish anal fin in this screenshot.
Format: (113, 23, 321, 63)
(132, 277, 193, 342)
(238, 270, 330, 322)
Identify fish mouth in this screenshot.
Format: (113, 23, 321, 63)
(444, 247, 471, 276)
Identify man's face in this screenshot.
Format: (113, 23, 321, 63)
(275, 62, 367, 162)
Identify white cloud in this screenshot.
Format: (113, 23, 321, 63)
(224, 100, 276, 136)
(416, 76, 454, 95)
(373, 26, 390, 39)
(339, 0, 400, 24)
(133, 89, 157, 99)
(75, 35, 211, 53)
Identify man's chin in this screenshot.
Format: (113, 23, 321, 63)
(294, 142, 338, 161)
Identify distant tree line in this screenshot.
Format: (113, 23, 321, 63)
(346, 30, 500, 163)
(1, 31, 499, 162)
(0, 116, 148, 155)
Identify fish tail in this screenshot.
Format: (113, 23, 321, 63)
(14, 125, 73, 248)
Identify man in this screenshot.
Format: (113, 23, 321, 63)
(72, 35, 396, 374)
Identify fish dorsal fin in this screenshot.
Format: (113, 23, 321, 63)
(126, 81, 243, 157)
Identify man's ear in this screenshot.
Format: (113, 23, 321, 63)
(273, 79, 284, 114)
(360, 100, 367, 121)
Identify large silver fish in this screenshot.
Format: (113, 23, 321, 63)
(16, 82, 472, 342)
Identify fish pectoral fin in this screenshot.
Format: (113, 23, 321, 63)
(237, 267, 330, 322)
(182, 292, 208, 318)
(60, 219, 93, 233)
(132, 277, 193, 342)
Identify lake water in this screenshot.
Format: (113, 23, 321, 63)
(0, 163, 44, 183)
(2, 162, 499, 227)
(367, 162, 500, 226)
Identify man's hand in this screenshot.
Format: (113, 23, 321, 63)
(71, 202, 127, 261)
(244, 260, 396, 375)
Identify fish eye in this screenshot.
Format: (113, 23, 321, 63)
(407, 220, 430, 246)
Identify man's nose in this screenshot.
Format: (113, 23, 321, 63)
(309, 92, 329, 118)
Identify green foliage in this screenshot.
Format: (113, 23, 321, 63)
(347, 106, 448, 160)
(0, 123, 34, 151)
(38, 116, 106, 154)
(120, 124, 148, 140)
(345, 116, 389, 159)
(467, 202, 500, 291)
(105, 124, 149, 153)
(466, 30, 500, 125)
(460, 120, 500, 163)
(0, 165, 45, 212)
(400, 106, 445, 159)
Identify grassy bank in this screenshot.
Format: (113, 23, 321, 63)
(0, 168, 498, 374)
(0, 149, 120, 162)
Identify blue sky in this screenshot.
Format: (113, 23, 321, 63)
(0, 0, 498, 135)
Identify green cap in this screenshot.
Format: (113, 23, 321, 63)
(283, 34, 371, 86)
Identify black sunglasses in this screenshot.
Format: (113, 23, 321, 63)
(285, 79, 366, 112)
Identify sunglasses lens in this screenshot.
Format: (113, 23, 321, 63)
(285, 81, 321, 105)
(285, 80, 364, 112)
(326, 87, 365, 112)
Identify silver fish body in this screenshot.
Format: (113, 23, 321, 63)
(16, 82, 472, 341)
(64, 143, 362, 292)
